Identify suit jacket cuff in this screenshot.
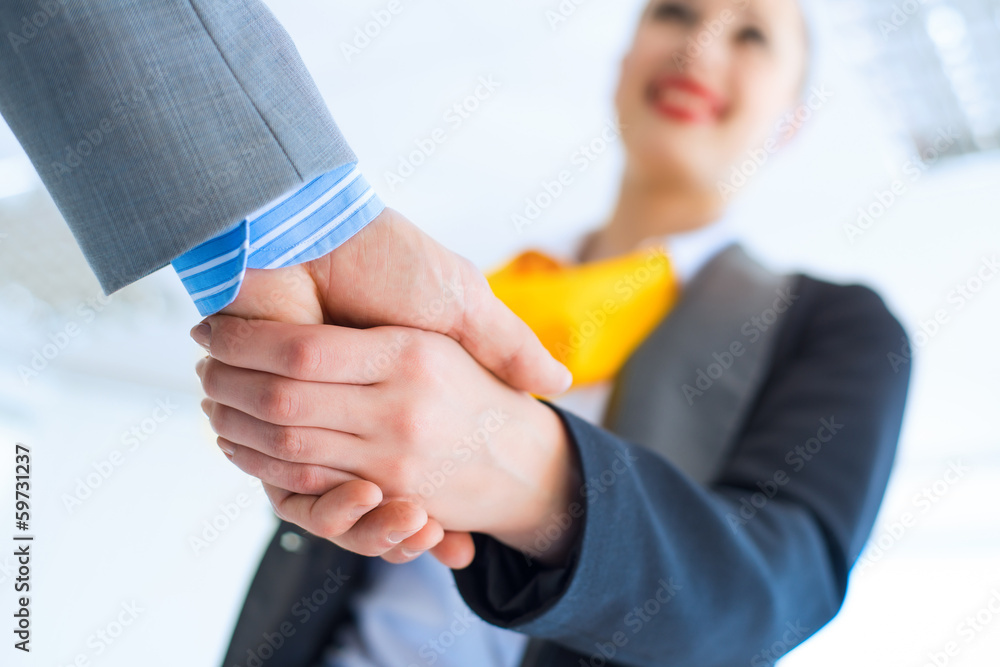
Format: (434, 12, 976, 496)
(453, 403, 619, 631)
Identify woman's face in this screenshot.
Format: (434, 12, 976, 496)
(615, 0, 808, 190)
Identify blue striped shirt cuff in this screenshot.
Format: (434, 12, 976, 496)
(171, 163, 385, 317)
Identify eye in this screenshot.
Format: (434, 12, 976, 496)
(736, 25, 768, 45)
(649, 2, 698, 24)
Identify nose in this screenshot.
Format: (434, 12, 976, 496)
(672, 22, 731, 78)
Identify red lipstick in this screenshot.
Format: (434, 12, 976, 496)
(648, 75, 726, 123)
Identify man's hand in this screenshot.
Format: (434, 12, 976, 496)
(223, 207, 572, 395)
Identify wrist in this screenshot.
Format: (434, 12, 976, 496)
(220, 264, 323, 325)
(489, 399, 583, 566)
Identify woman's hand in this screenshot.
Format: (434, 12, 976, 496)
(209, 254, 466, 567)
(196, 315, 583, 566)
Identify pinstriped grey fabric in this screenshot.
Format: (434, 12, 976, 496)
(0, 0, 356, 293)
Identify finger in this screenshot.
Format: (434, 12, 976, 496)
(204, 399, 369, 468)
(263, 480, 382, 538)
(456, 276, 573, 397)
(267, 484, 427, 557)
(379, 518, 446, 565)
(197, 315, 399, 383)
(197, 356, 374, 431)
(222, 438, 360, 495)
(429, 531, 477, 570)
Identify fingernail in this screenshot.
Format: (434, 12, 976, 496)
(557, 366, 573, 393)
(195, 357, 208, 375)
(191, 322, 211, 351)
(218, 441, 235, 459)
(388, 529, 418, 544)
(349, 504, 378, 520)
(400, 548, 423, 559)
(200, 399, 212, 418)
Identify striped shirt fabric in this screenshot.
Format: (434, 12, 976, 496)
(171, 162, 385, 316)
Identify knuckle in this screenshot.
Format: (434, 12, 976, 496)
(388, 402, 432, 448)
(400, 334, 443, 383)
(271, 425, 303, 460)
(289, 465, 323, 495)
(257, 381, 300, 423)
(314, 512, 347, 540)
(282, 334, 325, 378)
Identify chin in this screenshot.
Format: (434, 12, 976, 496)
(625, 131, 718, 190)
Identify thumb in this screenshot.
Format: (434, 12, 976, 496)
(455, 279, 572, 396)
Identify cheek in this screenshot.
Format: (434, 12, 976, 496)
(728, 65, 797, 148)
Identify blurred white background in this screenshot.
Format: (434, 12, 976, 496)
(0, 0, 998, 665)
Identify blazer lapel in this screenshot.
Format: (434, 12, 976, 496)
(602, 243, 793, 483)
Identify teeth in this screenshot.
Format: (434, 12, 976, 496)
(654, 85, 713, 115)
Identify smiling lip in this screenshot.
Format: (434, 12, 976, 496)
(647, 75, 726, 123)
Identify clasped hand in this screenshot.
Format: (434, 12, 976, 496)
(196, 318, 579, 569)
(191, 208, 580, 569)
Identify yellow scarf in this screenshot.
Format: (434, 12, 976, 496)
(486, 244, 680, 388)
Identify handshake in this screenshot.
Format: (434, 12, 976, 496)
(192, 207, 580, 570)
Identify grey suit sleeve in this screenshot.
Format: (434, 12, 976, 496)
(0, 0, 357, 293)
